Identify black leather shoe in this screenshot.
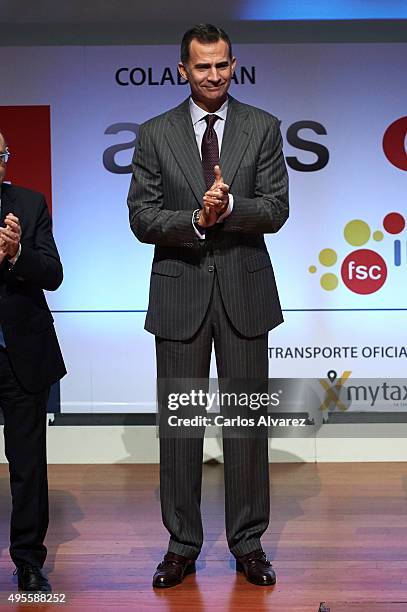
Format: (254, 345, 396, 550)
(14, 564, 52, 592)
(235, 549, 276, 586)
(152, 552, 196, 588)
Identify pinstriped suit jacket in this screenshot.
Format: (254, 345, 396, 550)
(128, 95, 289, 341)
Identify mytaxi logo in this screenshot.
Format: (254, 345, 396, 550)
(309, 213, 406, 294)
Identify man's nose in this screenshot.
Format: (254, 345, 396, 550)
(208, 67, 221, 82)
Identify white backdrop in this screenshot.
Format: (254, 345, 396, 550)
(0, 43, 406, 413)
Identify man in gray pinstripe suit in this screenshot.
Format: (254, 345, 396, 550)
(128, 24, 289, 588)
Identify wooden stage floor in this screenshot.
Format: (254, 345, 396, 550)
(1, 462, 407, 611)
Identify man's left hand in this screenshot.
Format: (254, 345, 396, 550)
(203, 165, 229, 215)
(0, 213, 21, 259)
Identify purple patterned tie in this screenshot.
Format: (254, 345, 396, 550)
(201, 114, 219, 189)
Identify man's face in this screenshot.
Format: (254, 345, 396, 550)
(178, 38, 236, 112)
(0, 135, 7, 185)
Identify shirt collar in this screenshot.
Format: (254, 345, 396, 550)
(189, 96, 229, 126)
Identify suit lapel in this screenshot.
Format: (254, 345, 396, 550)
(0, 183, 17, 224)
(165, 96, 252, 205)
(219, 97, 251, 188)
(165, 99, 207, 207)
(0, 184, 17, 276)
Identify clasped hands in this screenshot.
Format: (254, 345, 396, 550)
(0, 214, 21, 263)
(198, 165, 229, 228)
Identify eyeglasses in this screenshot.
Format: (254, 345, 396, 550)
(0, 148, 11, 164)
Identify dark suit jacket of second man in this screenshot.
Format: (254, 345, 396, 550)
(0, 183, 65, 393)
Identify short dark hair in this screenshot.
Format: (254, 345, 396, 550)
(180, 24, 233, 65)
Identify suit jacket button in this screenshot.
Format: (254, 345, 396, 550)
(208, 265, 214, 273)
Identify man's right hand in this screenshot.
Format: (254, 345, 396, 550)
(199, 165, 230, 228)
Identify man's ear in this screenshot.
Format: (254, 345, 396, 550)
(178, 62, 189, 81)
(230, 57, 237, 77)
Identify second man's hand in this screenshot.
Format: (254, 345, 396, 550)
(199, 165, 229, 228)
(0, 213, 21, 260)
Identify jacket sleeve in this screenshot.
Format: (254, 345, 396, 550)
(127, 123, 199, 248)
(221, 120, 289, 234)
(6, 195, 63, 291)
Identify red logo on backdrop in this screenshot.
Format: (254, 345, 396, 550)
(341, 249, 387, 295)
(382, 116, 407, 171)
(0, 106, 52, 212)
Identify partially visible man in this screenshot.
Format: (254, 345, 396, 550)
(128, 24, 288, 588)
(0, 130, 66, 592)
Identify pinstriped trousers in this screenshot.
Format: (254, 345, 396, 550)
(156, 274, 270, 559)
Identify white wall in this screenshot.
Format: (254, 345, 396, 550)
(2, 425, 407, 463)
